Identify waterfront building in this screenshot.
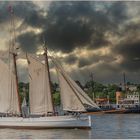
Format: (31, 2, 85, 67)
(116, 86, 140, 109)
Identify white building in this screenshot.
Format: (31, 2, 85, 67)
(126, 92, 139, 105)
(116, 91, 140, 109)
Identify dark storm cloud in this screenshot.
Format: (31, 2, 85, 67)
(44, 1, 94, 53)
(111, 18, 140, 72)
(123, 22, 140, 36)
(90, 30, 111, 49)
(0, 1, 128, 53)
(0, 1, 44, 52)
(113, 39, 140, 72)
(64, 54, 78, 65)
(78, 54, 116, 68)
(50, 54, 78, 66)
(0, 1, 43, 27)
(43, 1, 128, 53)
(0, 2, 9, 23)
(17, 32, 39, 53)
(107, 2, 127, 24)
(69, 61, 121, 84)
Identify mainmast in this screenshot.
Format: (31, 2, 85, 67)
(8, 6, 21, 115)
(43, 41, 55, 115)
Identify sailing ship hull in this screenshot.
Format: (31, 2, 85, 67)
(0, 115, 91, 129)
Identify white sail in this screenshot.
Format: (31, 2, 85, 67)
(51, 56, 99, 110)
(27, 55, 53, 115)
(0, 58, 20, 114)
(57, 69, 86, 112)
(66, 73, 99, 108)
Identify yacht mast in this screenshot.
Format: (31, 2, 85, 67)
(9, 6, 21, 114)
(43, 41, 55, 115)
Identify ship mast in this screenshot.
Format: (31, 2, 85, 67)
(123, 72, 126, 93)
(90, 73, 95, 101)
(8, 6, 21, 115)
(43, 40, 55, 115)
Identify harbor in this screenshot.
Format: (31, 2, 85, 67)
(0, 1, 140, 139)
(84, 72, 140, 114)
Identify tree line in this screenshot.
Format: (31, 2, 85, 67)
(18, 81, 140, 106)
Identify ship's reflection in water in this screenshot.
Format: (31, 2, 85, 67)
(0, 128, 91, 139)
(0, 114, 140, 139)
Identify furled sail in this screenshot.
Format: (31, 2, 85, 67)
(51, 56, 99, 111)
(27, 55, 53, 115)
(0, 58, 20, 114)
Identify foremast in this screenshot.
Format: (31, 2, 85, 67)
(9, 6, 21, 115)
(12, 53, 21, 114)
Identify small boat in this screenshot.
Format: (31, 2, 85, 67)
(0, 7, 99, 129)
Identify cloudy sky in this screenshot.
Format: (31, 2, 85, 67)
(0, 1, 140, 84)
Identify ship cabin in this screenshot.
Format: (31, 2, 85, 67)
(95, 96, 114, 110)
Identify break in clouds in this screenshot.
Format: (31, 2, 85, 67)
(0, 1, 140, 84)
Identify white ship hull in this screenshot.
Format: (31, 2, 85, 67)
(0, 115, 91, 129)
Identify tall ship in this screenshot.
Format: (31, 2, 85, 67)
(0, 7, 99, 129)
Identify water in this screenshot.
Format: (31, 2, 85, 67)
(0, 114, 140, 139)
(91, 114, 140, 139)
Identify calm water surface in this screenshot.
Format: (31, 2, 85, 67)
(0, 114, 140, 139)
